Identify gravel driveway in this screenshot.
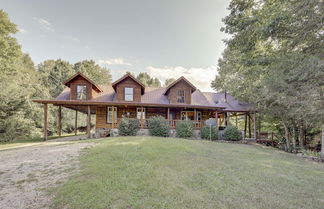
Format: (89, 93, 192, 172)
(0, 142, 94, 209)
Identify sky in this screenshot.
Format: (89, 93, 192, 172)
(1, 0, 230, 91)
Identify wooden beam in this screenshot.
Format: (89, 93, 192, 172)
(44, 103, 48, 141)
(225, 112, 228, 126)
(248, 114, 252, 138)
(141, 106, 144, 128)
(244, 113, 247, 138)
(235, 113, 238, 128)
(87, 105, 91, 138)
(111, 106, 115, 129)
(57, 106, 62, 137)
(215, 111, 218, 127)
(194, 108, 196, 120)
(167, 107, 170, 120)
(253, 113, 257, 139)
(75, 110, 78, 136)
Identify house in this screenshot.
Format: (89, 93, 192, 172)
(33, 72, 256, 139)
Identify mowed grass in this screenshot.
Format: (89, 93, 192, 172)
(52, 136, 324, 209)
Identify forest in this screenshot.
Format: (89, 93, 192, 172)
(1, 0, 323, 157)
(212, 0, 323, 156)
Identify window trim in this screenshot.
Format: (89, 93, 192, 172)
(76, 85, 87, 100)
(176, 89, 185, 103)
(124, 87, 134, 101)
(107, 107, 117, 124)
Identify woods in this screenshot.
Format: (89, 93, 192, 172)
(0, 10, 112, 142)
(212, 0, 324, 154)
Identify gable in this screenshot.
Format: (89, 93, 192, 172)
(64, 72, 102, 92)
(112, 73, 145, 94)
(163, 76, 196, 95)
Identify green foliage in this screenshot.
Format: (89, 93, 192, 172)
(118, 118, 140, 136)
(136, 72, 161, 87)
(176, 120, 193, 138)
(164, 78, 176, 86)
(73, 60, 112, 85)
(224, 126, 242, 141)
(148, 116, 170, 137)
(200, 126, 218, 140)
(212, 0, 324, 151)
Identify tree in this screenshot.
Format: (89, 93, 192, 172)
(212, 0, 324, 152)
(136, 72, 161, 87)
(73, 60, 112, 84)
(164, 78, 176, 86)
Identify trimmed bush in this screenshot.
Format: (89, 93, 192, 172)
(118, 118, 140, 136)
(224, 126, 242, 141)
(148, 116, 170, 137)
(176, 120, 193, 138)
(200, 126, 218, 140)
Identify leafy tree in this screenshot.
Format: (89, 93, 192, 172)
(136, 72, 161, 87)
(164, 78, 176, 86)
(0, 10, 47, 141)
(212, 0, 324, 153)
(73, 60, 112, 85)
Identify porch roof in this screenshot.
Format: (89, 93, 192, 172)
(33, 85, 254, 112)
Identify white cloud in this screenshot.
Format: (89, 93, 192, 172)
(146, 65, 217, 92)
(18, 28, 27, 33)
(70, 37, 81, 43)
(98, 58, 132, 66)
(33, 17, 54, 32)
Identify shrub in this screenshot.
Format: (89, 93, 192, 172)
(200, 126, 218, 140)
(148, 116, 170, 137)
(118, 118, 140, 136)
(224, 126, 242, 141)
(176, 120, 193, 138)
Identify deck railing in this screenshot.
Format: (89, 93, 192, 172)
(114, 118, 204, 129)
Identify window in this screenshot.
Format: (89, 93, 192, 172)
(177, 90, 185, 103)
(124, 87, 134, 101)
(76, 85, 87, 100)
(107, 107, 117, 123)
(136, 107, 145, 119)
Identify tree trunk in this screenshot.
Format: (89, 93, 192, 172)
(298, 120, 305, 149)
(321, 124, 324, 159)
(284, 123, 290, 152)
(291, 126, 297, 153)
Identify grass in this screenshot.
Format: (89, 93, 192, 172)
(0, 133, 86, 150)
(51, 136, 324, 209)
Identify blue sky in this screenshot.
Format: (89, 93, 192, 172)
(1, 0, 230, 91)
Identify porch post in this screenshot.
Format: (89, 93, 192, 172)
(244, 113, 247, 138)
(43, 103, 48, 141)
(57, 106, 62, 137)
(141, 106, 144, 128)
(87, 105, 91, 138)
(253, 113, 257, 139)
(111, 106, 115, 129)
(194, 108, 196, 120)
(248, 114, 252, 138)
(235, 113, 238, 128)
(225, 112, 228, 126)
(215, 111, 218, 127)
(75, 110, 78, 136)
(167, 107, 170, 120)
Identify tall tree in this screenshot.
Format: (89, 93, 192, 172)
(73, 60, 112, 84)
(136, 72, 161, 87)
(212, 0, 324, 152)
(164, 78, 176, 86)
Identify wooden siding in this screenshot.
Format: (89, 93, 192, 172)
(70, 76, 93, 100)
(115, 77, 142, 102)
(167, 80, 193, 104)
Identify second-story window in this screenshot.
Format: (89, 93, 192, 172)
(124, 87, 134, 101)
(177, 90, 185, 103)
(76, 85, 87, 100)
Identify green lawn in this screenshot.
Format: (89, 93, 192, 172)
(52, 136, 324, 209)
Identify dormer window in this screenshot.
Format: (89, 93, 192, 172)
(125, 87, 134, 101)
(177, 90, 185, 103)
(76, 85, 87, 100)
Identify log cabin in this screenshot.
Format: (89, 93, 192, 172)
(33, 72, 256, 139)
